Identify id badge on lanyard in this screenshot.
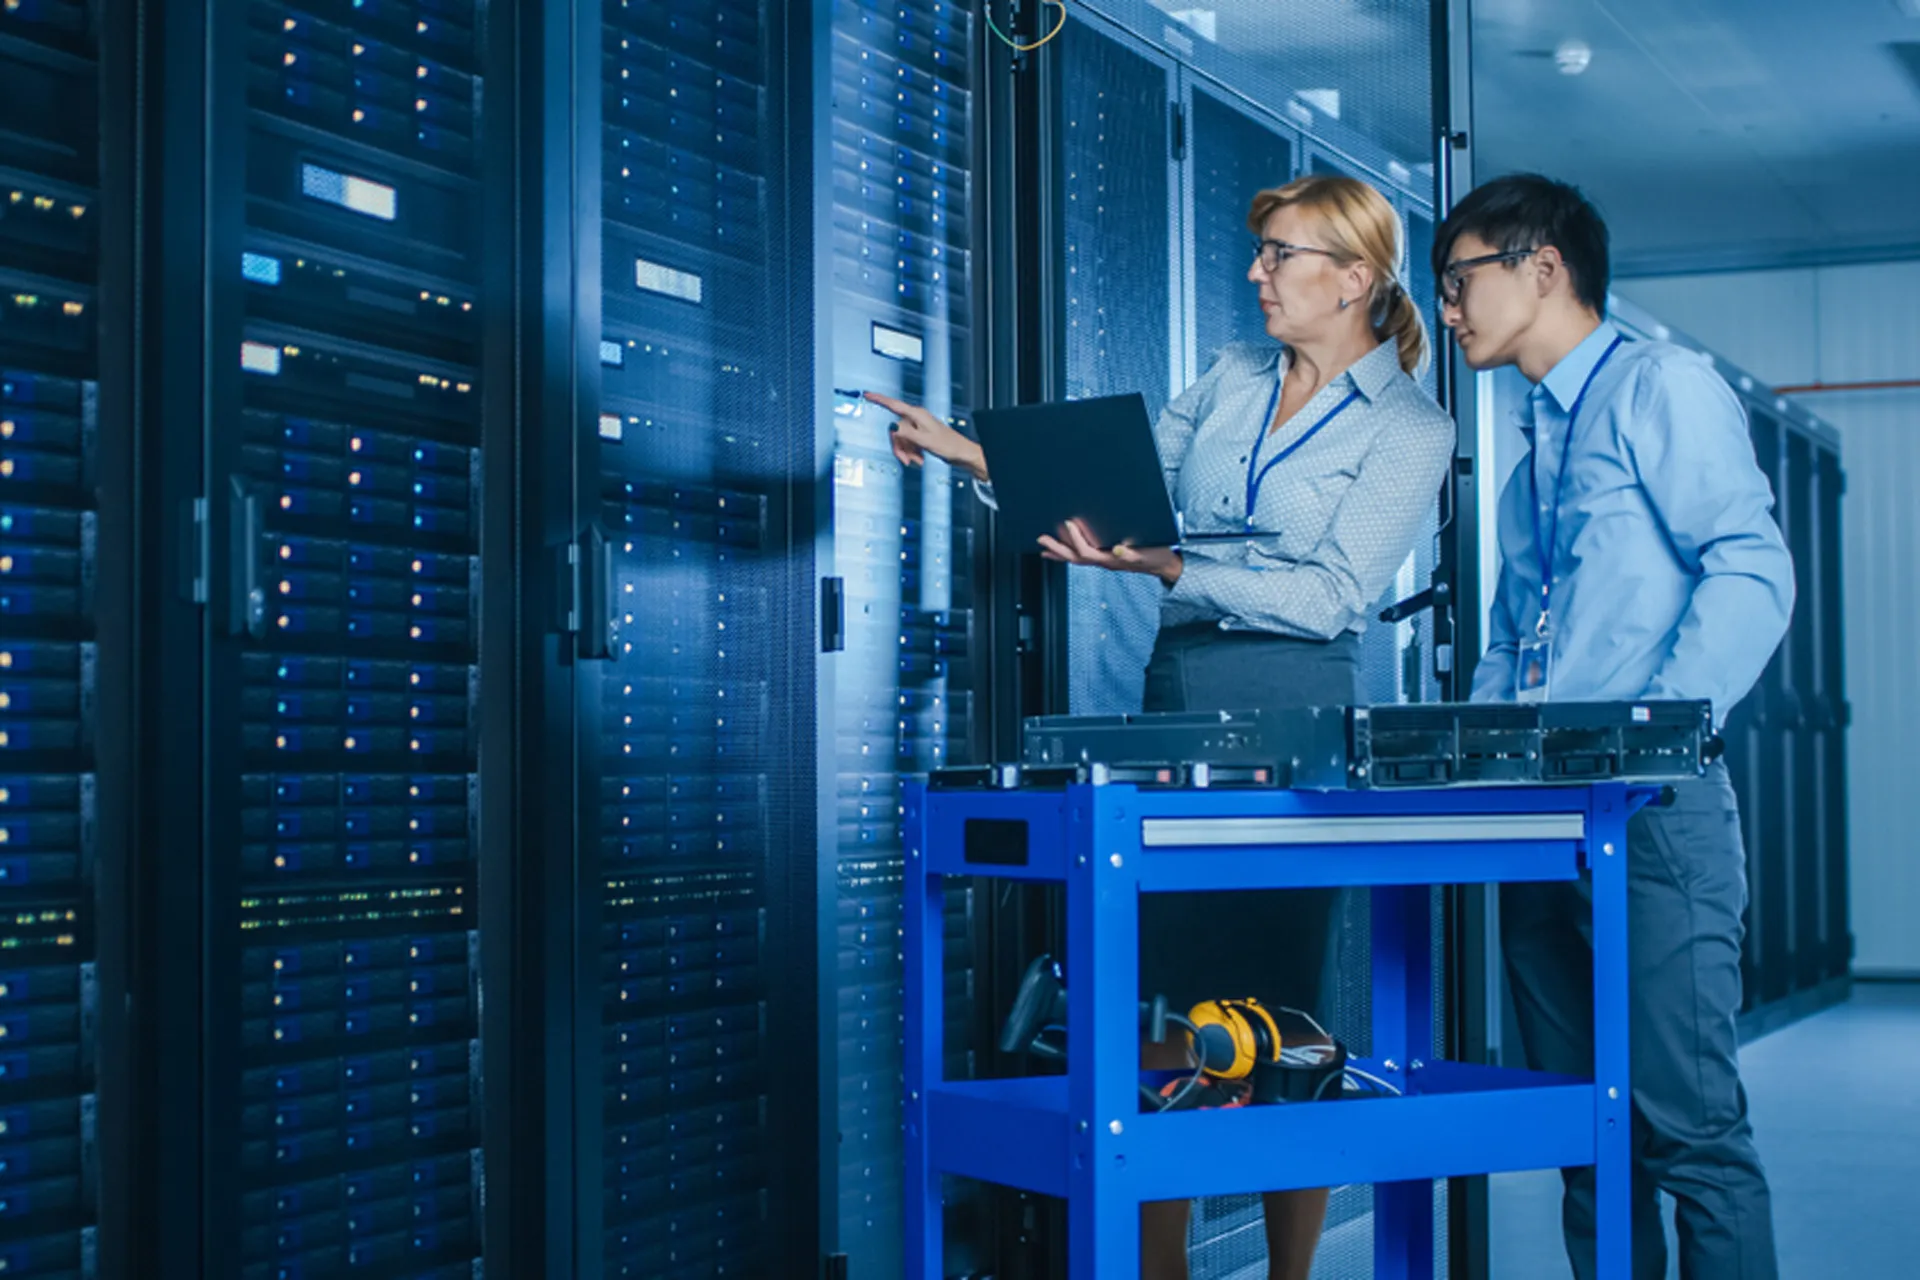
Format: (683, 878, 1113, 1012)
(1516, 621, 1553, 704)
(1519, 333, 1626, 706)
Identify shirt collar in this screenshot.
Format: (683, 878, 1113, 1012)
(1277, 338, 1401, 403)
(1536, 319, 1623, 417)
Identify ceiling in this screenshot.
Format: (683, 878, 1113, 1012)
(1470, 0, 1920, 276)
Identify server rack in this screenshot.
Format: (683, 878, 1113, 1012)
(0, 1, 108, 1275)
(22, 4, 1486, 1276)
(587, 0, 816, 1274)
(186, 0, 503, 1275)
(1728, 409, 1850, 1019)
(818, 2, 984, 1274)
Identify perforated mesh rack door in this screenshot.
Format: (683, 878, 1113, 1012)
(211, 1, 493, 1274)
(826, 1, 982, 1273)
(0, 0, 104, 1272)
(593, 1, 799, 1273)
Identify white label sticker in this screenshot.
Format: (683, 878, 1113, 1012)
(635, 257, 703, 304)
(301, 163, 398, 221)
(871, 322, 923, 364)
(241, 341, 283, 376)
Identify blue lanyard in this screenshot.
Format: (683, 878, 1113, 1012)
(1532, 333, 1626, 635)
(1244, 380, 1361, 532)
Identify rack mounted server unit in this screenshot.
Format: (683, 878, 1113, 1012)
(976, 700, 1717, 791)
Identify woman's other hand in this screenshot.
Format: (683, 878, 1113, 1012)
(862, 391, 989, 482)
(1038, 519, 1183, 587)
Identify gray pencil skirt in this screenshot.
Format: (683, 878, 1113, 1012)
(1138, 622, 1360, 1020)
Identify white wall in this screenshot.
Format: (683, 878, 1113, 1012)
(1621, 263, 1920, 977)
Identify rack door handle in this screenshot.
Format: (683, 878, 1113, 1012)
(228, 477, 266, 639)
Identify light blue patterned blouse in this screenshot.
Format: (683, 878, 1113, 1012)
(1151, 338, 1455, 638)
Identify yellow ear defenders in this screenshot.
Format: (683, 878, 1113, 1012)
(1185, 998, 1283, 1080)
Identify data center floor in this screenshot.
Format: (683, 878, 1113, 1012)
(1490, 981, 1920, 1280)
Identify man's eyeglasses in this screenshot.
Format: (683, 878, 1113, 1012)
(1251, 238, 1339, 273)
(1440, 248, 1535, 305)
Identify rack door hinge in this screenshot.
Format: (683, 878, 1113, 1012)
(1169, 102, 1187, 161)
(179, 496, 208, 604)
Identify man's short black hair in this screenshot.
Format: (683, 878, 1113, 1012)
(1433, 173, 1611, 314)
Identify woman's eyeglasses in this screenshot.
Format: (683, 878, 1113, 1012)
(1250, 238, 1339, 273)
(1439, 248, 1535, 304)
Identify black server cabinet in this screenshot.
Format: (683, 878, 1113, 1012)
(0, 2, 108, 1276)
(1723, 407, 1851, 1022)
(1783, 432, 1822, 993)
(588, 0, 815, 1275)
(1812, 444, 1848, 984)
(821, 2, 983, 1274)
(1739, 421, 1781, 1012)
(1729, 411, 1795, 1012)
(1783, 431, 1850, 1000)
(191, 1, 500, 1276)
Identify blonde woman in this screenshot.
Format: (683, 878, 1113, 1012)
(871, 174, 1452, 1280)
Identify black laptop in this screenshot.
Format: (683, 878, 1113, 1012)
(971, 393, 1273, 550)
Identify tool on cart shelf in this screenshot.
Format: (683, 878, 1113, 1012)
(997, 953, 1386, 1112)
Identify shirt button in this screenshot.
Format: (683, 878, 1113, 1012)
(1239, 456, 1248, 463)
(1220, 497, 1229, 505)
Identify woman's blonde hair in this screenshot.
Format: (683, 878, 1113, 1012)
(1247, 174, 1429, 376)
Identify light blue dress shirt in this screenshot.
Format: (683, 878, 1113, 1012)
(1470, 320, 1795, 726)
(1156, 339, 1455, 639)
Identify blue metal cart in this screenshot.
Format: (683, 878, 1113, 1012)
(902, 778, 1651, 1279)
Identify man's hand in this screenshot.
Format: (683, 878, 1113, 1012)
(1038, 518, 1183, 586)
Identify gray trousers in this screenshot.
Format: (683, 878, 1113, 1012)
(1139, 624, 1358, 1014)
(1501, 763, 1778, 1279)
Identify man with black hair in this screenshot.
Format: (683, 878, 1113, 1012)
(1434, 173, 1791, 1279)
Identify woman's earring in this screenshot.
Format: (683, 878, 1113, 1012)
(1338, 297, 1352, 310)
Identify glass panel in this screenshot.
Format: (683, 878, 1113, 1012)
(1191, 88, 1294, 371)
(0, 2, 100, 1273)
(826, 0, 980, 1273)
(597, 1, 791, 1273)
(1062, 19, 1176, 715)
